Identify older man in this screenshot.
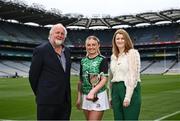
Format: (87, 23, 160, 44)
(29, 23, 71, 120)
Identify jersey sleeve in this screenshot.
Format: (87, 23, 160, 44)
(99, 57, 108, 76)
(79, 61, 83, 82)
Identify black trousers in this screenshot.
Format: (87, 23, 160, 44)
(37, 104, 71, 120)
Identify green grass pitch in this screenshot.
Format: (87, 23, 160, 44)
(0, 74, 180, 120)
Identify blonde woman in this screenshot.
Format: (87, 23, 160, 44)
(109, 29, 141, 120)
(76, 35, 110, 120)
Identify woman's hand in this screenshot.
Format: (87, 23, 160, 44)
(86, 89, 95, 101)
(123, 98, 130, 107)
(76, 81, 82, 110)
(76, 98, 82, 110)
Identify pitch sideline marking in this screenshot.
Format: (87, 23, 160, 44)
(0, 119, 13, 121)
(154, 110, 180, 121)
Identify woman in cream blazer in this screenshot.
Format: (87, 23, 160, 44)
(109, 29, 141, 120)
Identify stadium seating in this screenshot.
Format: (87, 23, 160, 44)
(0, 21, 180, 77)
(141, 60, 176, 74)
(0, 60, 30, 77)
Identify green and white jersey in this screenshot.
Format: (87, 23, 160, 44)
(80, 55, 108, 94)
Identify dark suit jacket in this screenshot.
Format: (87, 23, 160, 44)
(29, 42, 71, 106)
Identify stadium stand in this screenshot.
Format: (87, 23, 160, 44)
(0, 0, 180, 77)
(0, 60, 29, 77)
(166, 61, 180, 74)
(141, 60, 176, 74)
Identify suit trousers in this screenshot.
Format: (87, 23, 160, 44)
(111, 81, 141, 120)
(37, 104, 71, 120)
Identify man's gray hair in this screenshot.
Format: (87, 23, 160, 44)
(48, 23, 67, 40)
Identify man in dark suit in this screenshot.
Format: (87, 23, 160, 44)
(29, 23, 71, 120)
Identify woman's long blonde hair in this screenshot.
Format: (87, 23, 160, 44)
(85, 35, 101, 56)
(112, 29, 134, 58)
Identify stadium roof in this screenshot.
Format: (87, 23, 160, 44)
(0, 0, 180, 28)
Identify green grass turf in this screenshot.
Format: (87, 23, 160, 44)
(0, 74, 180, 120)
(164, 112, 180, 120)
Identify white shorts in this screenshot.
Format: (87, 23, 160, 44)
(82, 90, 110, 111)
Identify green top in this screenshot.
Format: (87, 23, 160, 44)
(80, 55, 108, 94)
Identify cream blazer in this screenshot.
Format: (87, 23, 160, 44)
(109, 49, 141, 102)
